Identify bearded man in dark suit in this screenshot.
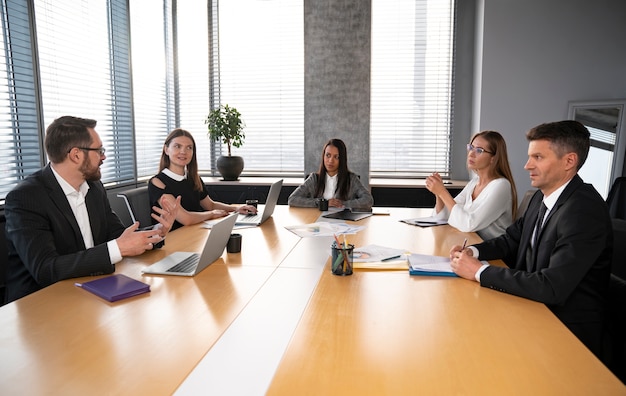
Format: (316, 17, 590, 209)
(5, 116, 180, 303)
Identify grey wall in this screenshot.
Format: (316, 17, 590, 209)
(304, 0, 371, 186)
(476, 0, 626, 199)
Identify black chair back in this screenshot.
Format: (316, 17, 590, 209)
(606, 177, 626, 220)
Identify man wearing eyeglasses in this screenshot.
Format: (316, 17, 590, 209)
(4, 115, 180, 303)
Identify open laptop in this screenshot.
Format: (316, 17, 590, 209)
(236, 179, 283, 226)
(141, 212, 238, 276)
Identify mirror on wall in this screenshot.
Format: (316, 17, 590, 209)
(568, 99, 626, 198)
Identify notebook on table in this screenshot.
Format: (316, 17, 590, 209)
(322, 208, 373, 221)
(236, 179, 283, 226)
(142, 212, 238, 276)
(76, 274, 150, 302)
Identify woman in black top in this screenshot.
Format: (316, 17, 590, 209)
(149, 128, 256, 230)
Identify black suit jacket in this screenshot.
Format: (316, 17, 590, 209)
(475, 175, 612, 351)
(5, 164, 126, 303)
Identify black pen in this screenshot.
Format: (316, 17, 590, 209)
(381, 255, 402, 262)
(461, 238, 467, 251)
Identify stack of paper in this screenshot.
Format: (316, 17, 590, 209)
(352, 244, 407, 270)
(408, 254, 457, 277)
(284, 222, 364, 238)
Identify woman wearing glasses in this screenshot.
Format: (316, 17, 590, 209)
(425, 131, 517, 239)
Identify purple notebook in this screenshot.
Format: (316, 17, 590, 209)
(76, 274, 150, 302)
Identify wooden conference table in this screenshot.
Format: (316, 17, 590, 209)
(0, 206, 623, 395)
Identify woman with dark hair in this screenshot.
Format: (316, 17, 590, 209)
(425, 130, 518, 239)
(288, 138, 373, 210)
(149, 128, 256, 230)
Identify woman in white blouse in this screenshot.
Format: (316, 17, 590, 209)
(425, 131, 518, 239)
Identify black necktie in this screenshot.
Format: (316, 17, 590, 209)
(533, 202, 548, 248)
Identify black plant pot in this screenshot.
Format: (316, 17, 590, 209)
(216, 155, 244, 181)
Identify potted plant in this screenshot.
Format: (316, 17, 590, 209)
(205, 104, 245, 181)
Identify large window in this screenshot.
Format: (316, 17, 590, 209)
(371, 0, 455, 177)
(130, 0, 304, 178)
(0, 0, 41, 200)
(211, 0, 304, 174)
(35, 0, 135, 184)
(129, 0, 173, 178)
(0, 1, 455, 202)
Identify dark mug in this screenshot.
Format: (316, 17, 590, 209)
(317, 198, 329, 211)
(227, 233, 242, 253)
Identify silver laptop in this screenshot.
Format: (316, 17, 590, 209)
(236, 179, 283, 226)
(142, 213, 238, 276)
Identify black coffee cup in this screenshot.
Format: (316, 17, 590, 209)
(227, 233, 242, 253)
(317, 198, 329, 211)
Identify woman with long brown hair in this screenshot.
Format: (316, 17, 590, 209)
(288, 138, 373, 210)
(425, 130, 517, 239)
(149, 128, 256, 230)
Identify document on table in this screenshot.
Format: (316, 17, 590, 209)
(400, 216, 448, 227)
(352, 244, 408, 270)
(284, 222, 364, 237)
(408, 253, 457, 277)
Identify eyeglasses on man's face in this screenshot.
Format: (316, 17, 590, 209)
(466, 144, 493, 155)
(77, 146, 106, 156)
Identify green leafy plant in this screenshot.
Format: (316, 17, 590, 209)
(205, 104, 245, 156)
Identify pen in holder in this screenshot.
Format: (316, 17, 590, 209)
(331, 241, 354, 276)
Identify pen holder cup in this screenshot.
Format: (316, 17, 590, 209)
(331, 242, 354, 276)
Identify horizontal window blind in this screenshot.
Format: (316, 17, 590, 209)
(177, 0, 213, 172)
(213, 0, 304, 174)
(371, 0, 454, 177)
(35, 0, 135, 185)
(0, 0, 41, 200)
(130, 0, 173, 179)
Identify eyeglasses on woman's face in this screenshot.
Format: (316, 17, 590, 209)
(466, 144, 493, 155)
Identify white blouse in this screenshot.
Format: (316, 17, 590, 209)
(323, 173, 338, 200)
(433, 176, 513, 240)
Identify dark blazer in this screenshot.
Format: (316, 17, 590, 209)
(4, 164, 125, 303)
(475, 175, 612, 353)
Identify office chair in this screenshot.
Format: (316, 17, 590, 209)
(516, 189, 538, 220)
(606, 177, 626, 220)
(0, 220, 7, 306)
(603, 218, 626, 383)
(117, 186, 152, 228)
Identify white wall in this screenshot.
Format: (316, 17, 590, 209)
(475, 0, 626, 199)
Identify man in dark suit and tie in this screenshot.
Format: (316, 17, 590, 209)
(450, 120, 612, 358)
(4, 116, 180, 303)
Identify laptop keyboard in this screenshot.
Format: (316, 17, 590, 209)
(240, 213, 260, 222)
(167, 254, 199, 273)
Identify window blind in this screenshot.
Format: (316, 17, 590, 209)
(212, 0, 304, 174)
(177, 0, 213, 172)
(0, 0, 41, 201)
(35, 0, 135, 185)
(371, 0, 455, 177)
(129, 0, 173, 178)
